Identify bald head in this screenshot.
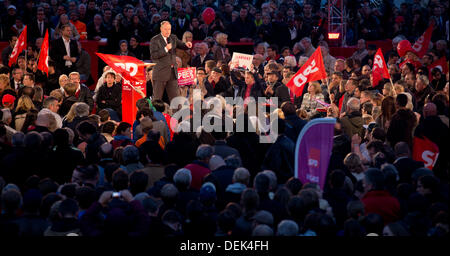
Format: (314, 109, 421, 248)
(423, 103, 437, 118)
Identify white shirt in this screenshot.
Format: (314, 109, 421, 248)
(289, 27, 297, 40)
(63, 37, 72, 66)
(162, 35, 169, 52)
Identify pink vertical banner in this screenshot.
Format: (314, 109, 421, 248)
(295, 118, 336, 190)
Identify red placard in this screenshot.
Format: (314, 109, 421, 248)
(177, 67, 196, 87)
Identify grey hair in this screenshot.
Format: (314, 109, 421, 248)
(262, 170, 277, 191)
(347, 97, 361, 112)
(160, 183, 179, 199)
(74, 102, 90, 117)
(122, 145, 140, 164)
(233, 167, 250, 184)
(252, 224, 274, 236)
(173, 168, 192, 188)
(301, 37, 311, 43)
(276, 220, 299, 236)
(1, 108, 11, 123)
(196, 144, 214, 160)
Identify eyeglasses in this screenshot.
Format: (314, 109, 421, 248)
(197, 72, 206, 75)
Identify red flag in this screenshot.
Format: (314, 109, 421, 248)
(412, 136, 439, 170)
(428, 56, 449, 80)
(411, 24, 433, 58)
(372, 48, 390, 87)
(96, 53, 147, 126)
(8, 26, 27, 67)
(338, 94, 345, 113)
(286, 46, 327, 97)
(37, 30, 49, 75)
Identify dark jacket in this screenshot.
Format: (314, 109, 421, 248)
(96, 83, 122, 114)
(284, 114, 307, 143)
(59, 96, 78, 118)
(190, 53, 214, 68)
(228, 17, 256, 41)
(150, 33, 189, 82)
(204, 76, 229, 97)
(274, 84, 302, 108)
(393, 157, 424, 184)
(340, 111, 364, 139)
(48, 145, 85, 184)
(213, 140, 241, 160)
(76, 84, 95, 112)
(49, 37, 79, 73)
(80, 200, 150, 236)
(387, 109, 417, 148)
(262, 134, 295, 184)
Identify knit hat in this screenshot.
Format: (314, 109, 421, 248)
(251, 210, 274, 226)
(209, 155, 226, 171)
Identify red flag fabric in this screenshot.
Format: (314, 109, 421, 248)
(411, 24, 433, 58)
(37, 30, 49, 75)
(286, 46, 327, 97)
(412, 136, 439, 170)
(372, 48, 390, 87)
(338, 94, 345, 113)
(428, 56, 449, 80)
(96, 53, 147, 126)
(8, 26, 27, 67)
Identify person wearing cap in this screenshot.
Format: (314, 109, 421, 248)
(204, 67, 227, 97)
(1, 94, 16, 110)
(361, 44, 377, 67)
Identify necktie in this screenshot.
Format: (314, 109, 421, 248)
(39, 22, 43, 36)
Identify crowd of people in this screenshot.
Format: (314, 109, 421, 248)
(0, 0, 449, 237)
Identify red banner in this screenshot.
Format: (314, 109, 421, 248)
(428, 56, 449, 80)
(96, 53, 147, 127)
(8, 26, 27, 67)
(37, 30, 49, 75)
(177, 67, 196, 87)
(412, 136, 439, 170)
(372, 48, 390, 87)
(412, 24, 433, 58)
(286, 46, 327, 97)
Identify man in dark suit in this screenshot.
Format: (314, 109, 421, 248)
(28, 8, 50, 44)
(69, 71, 94, 112)
(190, 42, 214, 68)
(50, 24, 79, 75)
(393, 141, 424, 184)
(274, 71, 302, 108)
(150, 21, 192, 102)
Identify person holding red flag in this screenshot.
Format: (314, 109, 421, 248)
(37, 30, 49, 76)
(8, 25, 27, 67)
(285, 46, 327, 98)
(372, 48, 391, 88)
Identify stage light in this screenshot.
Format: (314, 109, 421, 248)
(328, 33, 340, 39)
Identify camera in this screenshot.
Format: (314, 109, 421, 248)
(112, 192, 121, 198)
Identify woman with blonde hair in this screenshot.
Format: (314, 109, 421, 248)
(0, 74, 12, 95)
(382, 83, 396, 97)
(59, 74, 69, 90)
(344, 152, 366, 181)
(213, 33, 231, 63)
(299, 82, 325, 119)
(177, 31, 193, 67)
(15, 95, 36, 131)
